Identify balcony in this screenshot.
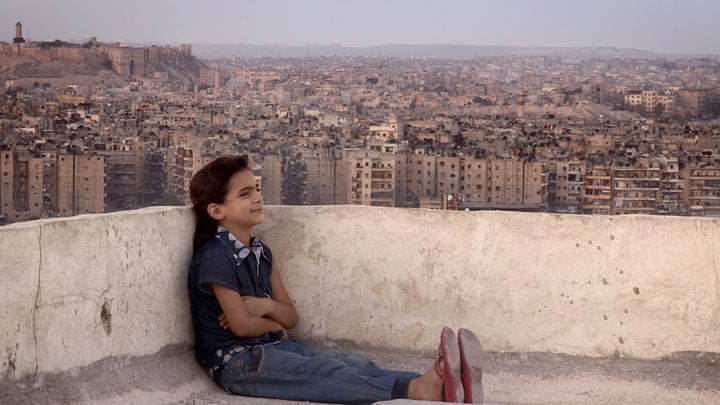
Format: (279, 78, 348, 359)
(1, 206, 718, 404)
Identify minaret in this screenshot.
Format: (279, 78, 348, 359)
(517, 91, 526, 119)
(214, 59, 221, 88)
(377, 52, 382, 86)
(13, 21, 25, 43)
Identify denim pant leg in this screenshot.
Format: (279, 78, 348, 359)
(286, 341, 418, 379)
(221, 340, 420, 405)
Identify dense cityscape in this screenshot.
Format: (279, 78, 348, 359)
(3, 22, 720, 224)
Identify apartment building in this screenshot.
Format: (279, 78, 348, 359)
(1, 151, 17, 222)
(6, 148, 43, 221)
(566, 161, 585, 213)
(236, 68, 288, 85)
(0, 150, 104, 223)
(401, 153, 547, 210)
(547, 160, 585, 213)
(436, 155, 462, 205)
(688, 166, 720, 216)
(168, 145, 200, 205)
(99, 141, 165, 212)
(367, 116, 405, 142)
(345, 149, 395, 207)
(55, 154, 105, 216)
(461, 156, 490, 204)
(304, 156, 345, 205)
(582, 158, 691, 215)
(624, 90, 677, 115)
(254, 154, 282, 206)
(405, 151, 438, 204)
(612, 165, 661, 215)
(484, 158, 545, 207)
(583, 167, 613, 214)
(677, 89, 706, 117)
(659, 157, 686, 215)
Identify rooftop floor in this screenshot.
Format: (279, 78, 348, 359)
(3, 341, 719, 405)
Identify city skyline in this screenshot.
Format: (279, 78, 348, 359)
(2, 0, 720, 55)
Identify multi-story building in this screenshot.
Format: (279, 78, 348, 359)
(612, 165, 661, 215)
(141, 149, 165, 206)
(436, 155, 462, 205)
(405, 151, 438, 206)
(659, 158, 686, 215)
(0, 149, 104, 223)
(101, 141, 164, 212)
(236, 68, 288, 85)
(309, 156, 346, 205)
(1, 151, 16, 223)
(461, 155, 490, 204)
(624, 90, 676, 115)
(55, 154, 105, 217)
(688, 166, 720, 216)
(485, 158, 544, 207)
(9, 148, 43, 221)
(566, 161, 585, 214)
(367, 116, 405, 142)
(254, 154, 283, 205)
(168, 145, 201, 205)
(583, 166, 613, 214)
(345, 149, 395, 207)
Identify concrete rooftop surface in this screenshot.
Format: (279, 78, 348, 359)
(2, 342, 719, 405)
(1, 206, 720, 404)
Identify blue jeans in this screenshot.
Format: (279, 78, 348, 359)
(218, 340, 420, 405)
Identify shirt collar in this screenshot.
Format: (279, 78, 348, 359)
(215, 225, 264, 260)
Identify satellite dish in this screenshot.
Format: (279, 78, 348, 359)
(447, 193, 454, 201)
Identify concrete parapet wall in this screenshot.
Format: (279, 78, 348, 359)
(0, 207, 195, 382)
(1, 205, 719, 383)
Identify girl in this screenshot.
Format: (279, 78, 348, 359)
(187, 155, 483, 404)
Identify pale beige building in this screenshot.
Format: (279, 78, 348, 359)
(344, 149, 395, 207)
(583, 167, 613, 214)
(0, 150, 43, 222)
(688, 166, 720, 216)
(405, 151, 438, 201)
(612, 166, 661, 215)
(461, 156, 490, 203)
(256, 154, 283, 206)
(1, 151, 15, 223)
(436, 155, 462, 202)
(305, 157, 345, 205)
(486, 158, 543, 205)
(236, 68, 287, 85)
(55, 155, 105, 217)
(659, 157, 686, 215)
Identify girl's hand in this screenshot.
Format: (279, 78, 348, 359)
(219, 313, 230, 330)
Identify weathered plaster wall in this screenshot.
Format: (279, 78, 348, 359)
(260, 206, 720, 361)
(0, 207, 195, 381)
(1, 205, 719, 383)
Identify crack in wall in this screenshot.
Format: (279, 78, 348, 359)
(32, 225, 41, 377)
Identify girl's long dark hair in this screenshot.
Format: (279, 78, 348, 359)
(189, 155, 249, 254)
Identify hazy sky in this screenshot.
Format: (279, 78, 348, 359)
(2, 0, 719, 54)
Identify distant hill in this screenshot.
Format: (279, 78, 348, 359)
(191, 43, 720, 61)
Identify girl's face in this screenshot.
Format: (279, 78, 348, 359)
(215, 168, 264, 231)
